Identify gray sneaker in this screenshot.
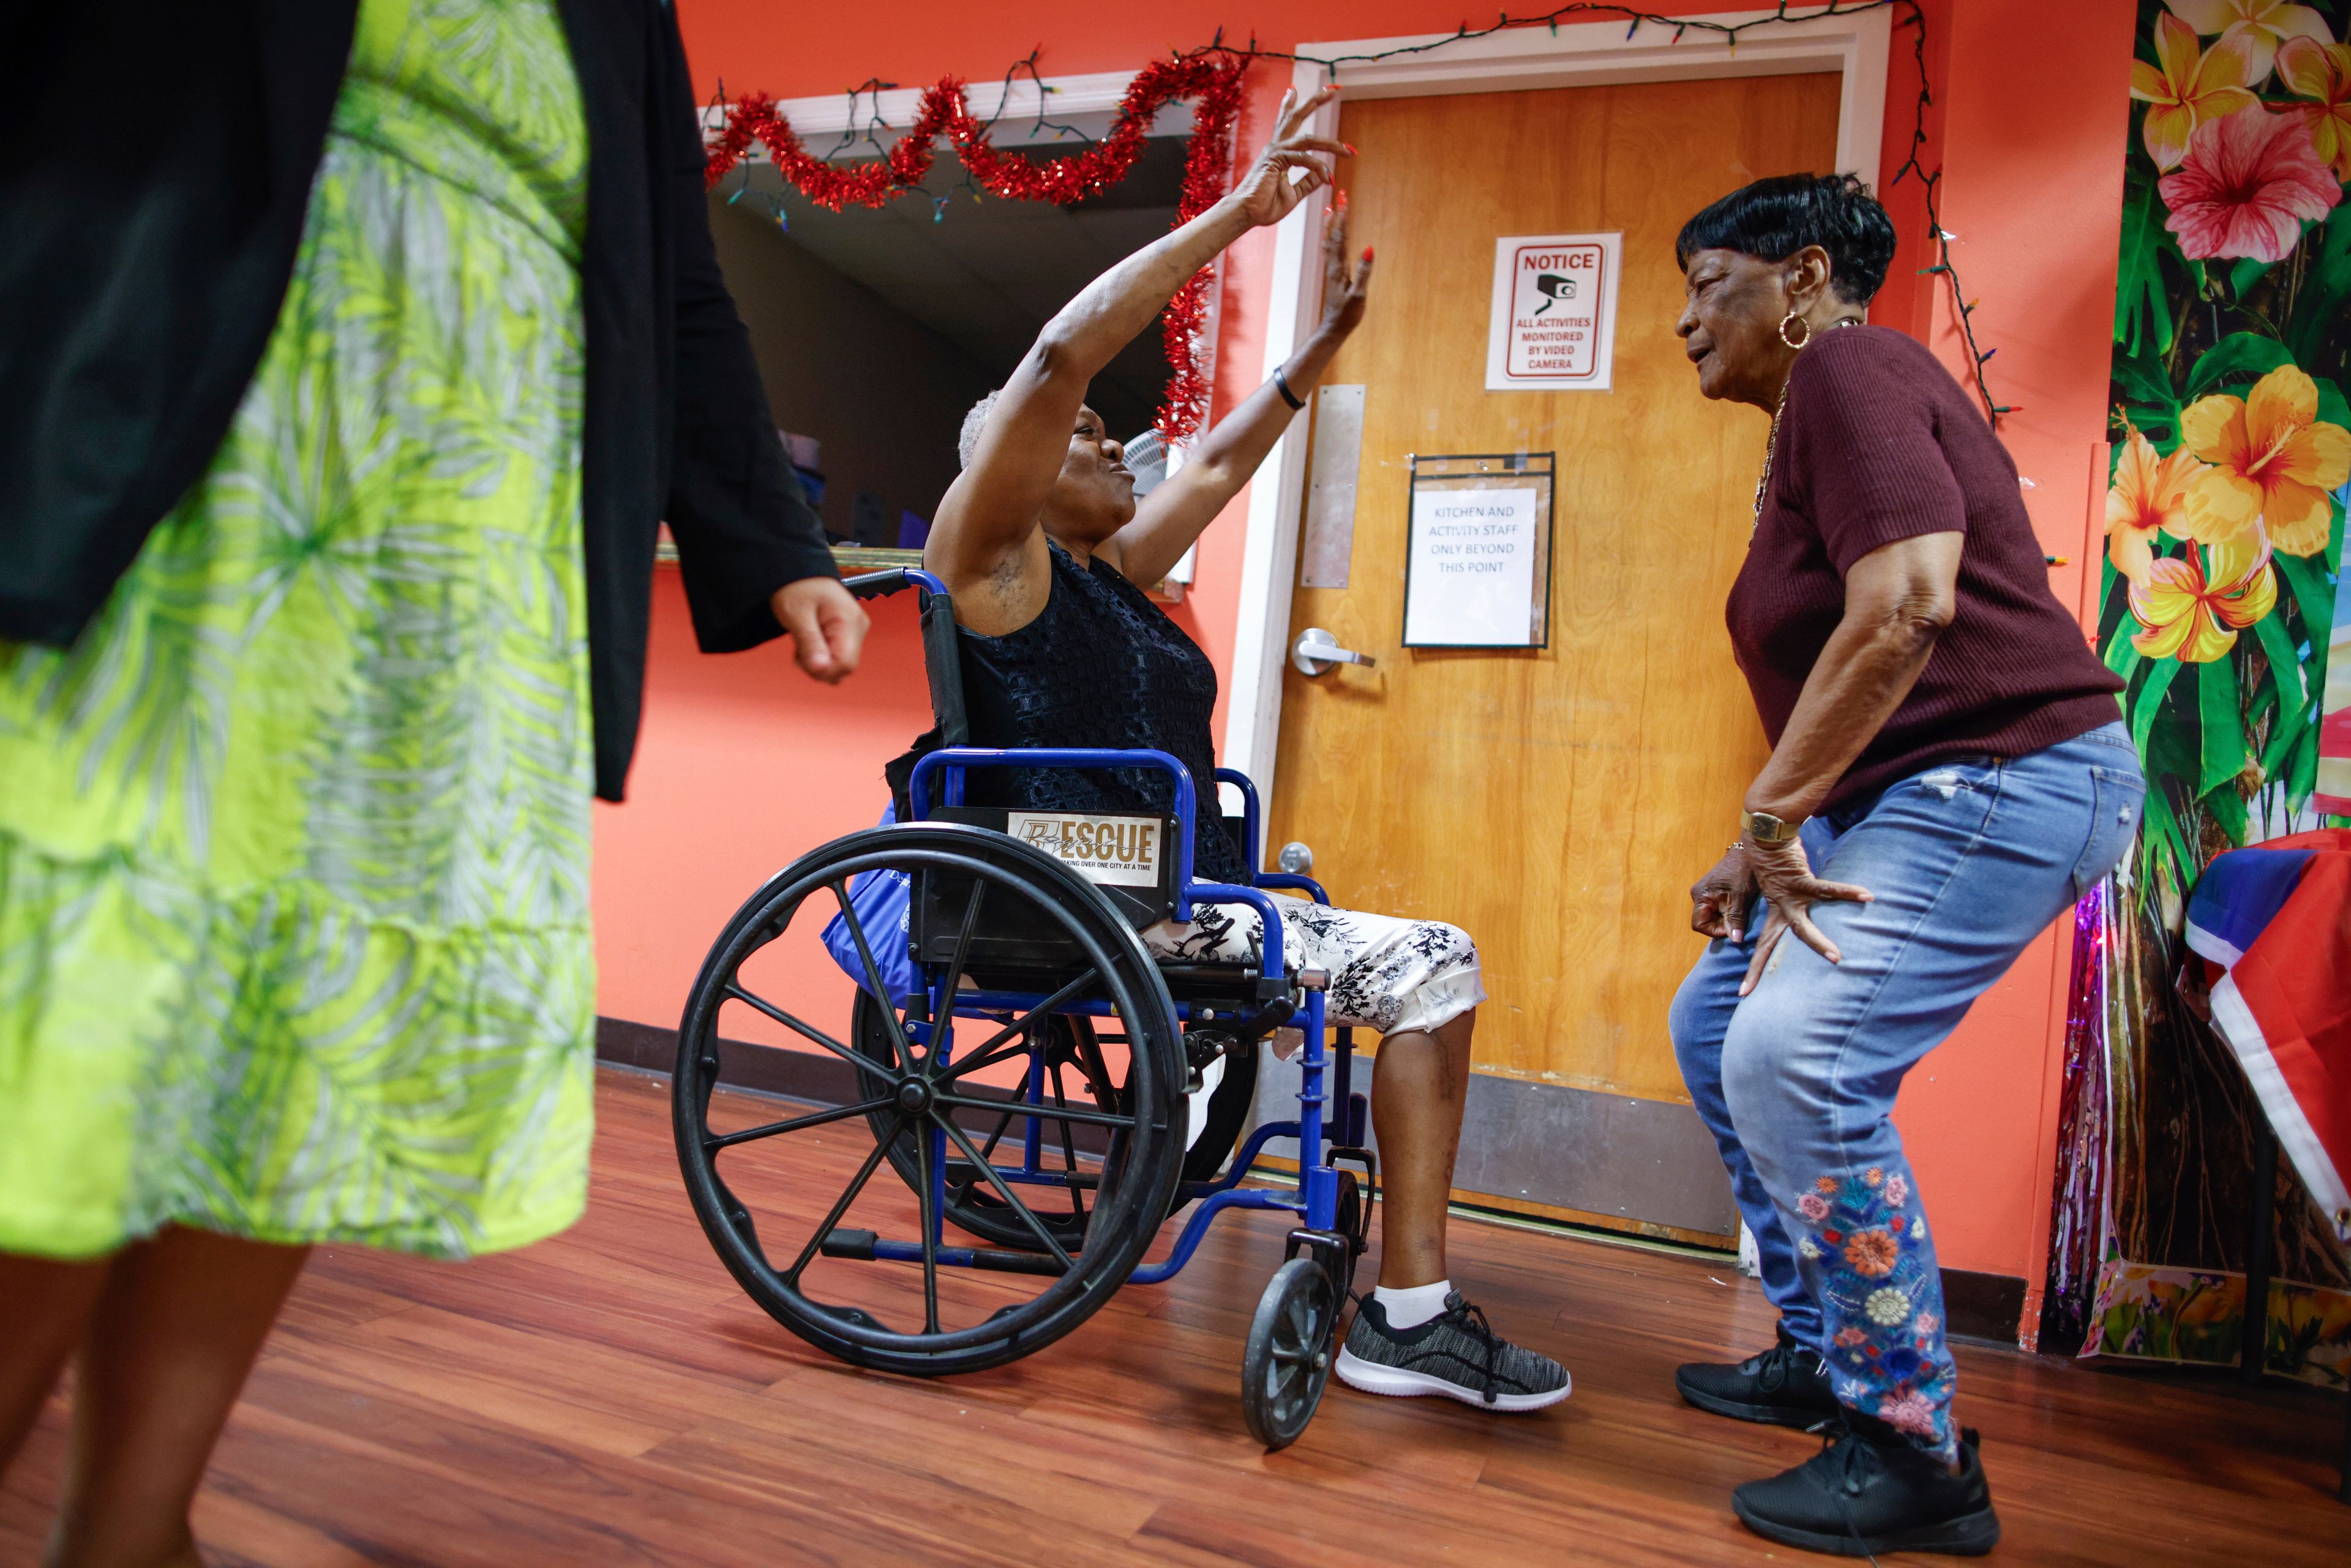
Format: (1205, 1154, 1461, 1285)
(1333, 1291, 1571, 1411)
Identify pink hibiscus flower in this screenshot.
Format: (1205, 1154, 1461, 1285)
(1914, 1311, 1941, 1337)
(1798, 1192, 1831, 1223)
(1879, 1392, 1940, 1439)
(2161, 105, 2341, 261)
(1884, 1174, 1910, 1207)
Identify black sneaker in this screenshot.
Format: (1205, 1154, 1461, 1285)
(1675, 1322, 1841, 1428)
(1333, 1291, 1570, 1411)
(1732, 1420, 2001, 1557)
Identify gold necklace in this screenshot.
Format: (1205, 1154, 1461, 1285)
(1750, 319, 1860, 541)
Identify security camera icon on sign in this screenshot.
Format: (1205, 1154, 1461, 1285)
(1533, 274, 1577, 315)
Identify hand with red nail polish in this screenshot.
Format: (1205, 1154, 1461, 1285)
(1316, 197, 1374, 341)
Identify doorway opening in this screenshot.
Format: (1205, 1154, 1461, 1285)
(707, 131, 1191, 570)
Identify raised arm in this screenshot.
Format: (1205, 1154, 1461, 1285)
(1098, 198, 1373, 588)
(925, 87, 1346, 618)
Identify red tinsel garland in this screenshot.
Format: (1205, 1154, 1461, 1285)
(705, 55, 1248, 441)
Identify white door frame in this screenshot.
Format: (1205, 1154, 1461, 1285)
(1218, 7, 1892, 819)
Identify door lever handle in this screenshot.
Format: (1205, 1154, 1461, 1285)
(1292, 628, 1376, 677)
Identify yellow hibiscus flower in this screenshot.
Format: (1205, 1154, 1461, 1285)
(2277, 35, 2351, 179)
(2106, 430, 2210, 583)
(2128, 529, 2279, 662)
(2167, 0, 2338, 84)
(2178, 364, 2351, 555)
(2134, 13, 2262, 168)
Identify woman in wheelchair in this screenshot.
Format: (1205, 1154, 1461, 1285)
(906, 84, 1569, 1414)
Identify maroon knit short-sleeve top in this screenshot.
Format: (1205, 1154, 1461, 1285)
(1725, 325, 2123, 810)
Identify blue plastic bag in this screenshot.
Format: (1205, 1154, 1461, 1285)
(821, 805, 918, 1002)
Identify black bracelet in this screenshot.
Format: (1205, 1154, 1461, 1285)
(1272, 366, 1306, 411)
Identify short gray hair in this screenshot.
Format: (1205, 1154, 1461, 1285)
(958, 390, 1002, 470)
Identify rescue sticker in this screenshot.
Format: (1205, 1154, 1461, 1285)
(1008, 812, 1163, 887)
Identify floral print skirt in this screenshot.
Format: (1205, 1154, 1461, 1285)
(0, 0, 596, 1261)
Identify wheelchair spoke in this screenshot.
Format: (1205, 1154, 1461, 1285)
(784, 1117, 904, 1286)
(705, 1097, 894, 1151)
(1069, 1021, 1121, 1114)
(1047, 1060, 1086, 1221)
(973, 1107, 1017, 1162)
(934, 1092, 1133, 1133)
(827, 879, 915, 1071)
(915, 1105, 942, 1335)
(929, 969, 1100, 1082)
(932, 1114, 1074, 1272)
(929, 879, 987, 1043)
(724, 983, 869, 1074)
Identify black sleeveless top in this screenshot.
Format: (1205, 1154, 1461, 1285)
(894, 539, 1248, 885)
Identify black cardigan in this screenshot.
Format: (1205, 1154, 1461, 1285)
(0, 0, 836, 800)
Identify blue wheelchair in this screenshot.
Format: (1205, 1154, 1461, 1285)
(672, 568, 1376, 1447)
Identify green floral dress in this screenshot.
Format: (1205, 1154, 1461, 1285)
(0, 0, 596, 1261)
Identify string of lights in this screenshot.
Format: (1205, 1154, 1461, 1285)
(702, 1, 2006, 430)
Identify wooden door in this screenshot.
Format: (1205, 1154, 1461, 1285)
(1268, 73, 1841, 1240)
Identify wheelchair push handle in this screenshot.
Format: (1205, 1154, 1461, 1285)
(842, 566, 950, 602)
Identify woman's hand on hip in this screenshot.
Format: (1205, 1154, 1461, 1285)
(1738, 836, 1873, 997)
(1689, 847, 1755, 942)
(771, 576, 869, 685)
(1226, 86, 1349, 229)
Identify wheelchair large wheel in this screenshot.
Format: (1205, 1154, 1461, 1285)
(674, 823, 1186, 1376)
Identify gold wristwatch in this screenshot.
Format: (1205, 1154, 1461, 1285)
(1741, 808, 1803, 846)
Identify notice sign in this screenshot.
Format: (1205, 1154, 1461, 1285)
(1403, 486, 1543, 647)
(1008, 811, 1163, 888)
(1485, 231, 1621, 392)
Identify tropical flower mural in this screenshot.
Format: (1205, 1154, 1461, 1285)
(2057, 0, 2351, 1386)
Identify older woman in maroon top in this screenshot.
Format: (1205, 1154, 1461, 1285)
(1659, 174, 2139, 1558)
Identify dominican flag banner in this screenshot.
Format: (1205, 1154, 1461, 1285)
(2184, 830, 2351, 1247)
(2318, 481, 2351, 817)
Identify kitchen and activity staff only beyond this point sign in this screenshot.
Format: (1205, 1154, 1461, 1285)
(1485, 232, 1621, 393)
(1401, 453, 1556, 650)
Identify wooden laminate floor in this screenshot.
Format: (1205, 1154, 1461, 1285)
(4, 1068, 2343, 1566)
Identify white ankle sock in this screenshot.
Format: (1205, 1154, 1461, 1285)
(1374, 1280, 1452, 1330)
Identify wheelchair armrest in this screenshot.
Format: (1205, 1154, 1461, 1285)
(1253, 873, 1329, 906)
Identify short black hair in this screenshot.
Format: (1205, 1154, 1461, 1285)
(1674, 173, 1897, 306)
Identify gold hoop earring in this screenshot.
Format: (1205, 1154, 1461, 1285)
(1779, 312, 1812, 350)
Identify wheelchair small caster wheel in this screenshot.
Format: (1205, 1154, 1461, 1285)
(1242, 1256, 1339, 1450)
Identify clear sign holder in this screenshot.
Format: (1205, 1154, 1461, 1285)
(1401, 451, 1556, 650)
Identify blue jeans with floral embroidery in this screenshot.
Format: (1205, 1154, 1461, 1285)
(1668, 722, 2142, 1459)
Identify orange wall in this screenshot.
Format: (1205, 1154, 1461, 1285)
(594, 0, 2139, 1318)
